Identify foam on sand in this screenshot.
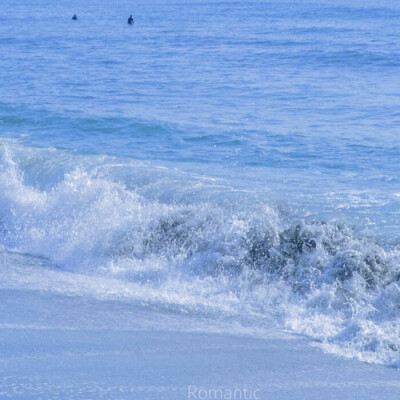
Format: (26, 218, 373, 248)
(1, 141, 400, 369)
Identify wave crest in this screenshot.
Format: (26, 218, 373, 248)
(1, 141, 400, 366)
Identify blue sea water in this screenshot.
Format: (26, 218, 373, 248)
(1, 0, 400, 367)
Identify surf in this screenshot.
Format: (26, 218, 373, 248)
(1, 140, 400, 367)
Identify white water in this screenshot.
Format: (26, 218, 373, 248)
(1, 140, 400, 368)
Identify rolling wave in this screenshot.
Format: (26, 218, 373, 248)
(1, 140, 400, 366)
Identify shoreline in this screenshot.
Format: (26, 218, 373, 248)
(0, 288, 399, 399)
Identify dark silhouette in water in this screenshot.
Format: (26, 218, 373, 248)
(128, 15, 134, 25)
(72, 14, 78, 20)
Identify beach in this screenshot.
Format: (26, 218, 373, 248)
(1, 286, 400, 400)
(1, 0, 400, 397)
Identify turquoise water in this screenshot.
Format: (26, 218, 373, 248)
(1, 0, 400, 366)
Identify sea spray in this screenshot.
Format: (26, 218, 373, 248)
(1, 141, 400, 366)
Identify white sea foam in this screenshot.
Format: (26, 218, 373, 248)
(1, 141, 400, 367)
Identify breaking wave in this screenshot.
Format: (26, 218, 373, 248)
(1, 140, 400, 366)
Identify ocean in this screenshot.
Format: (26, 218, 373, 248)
(1, 0, 400, 397)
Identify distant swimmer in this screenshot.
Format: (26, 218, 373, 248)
(128, 15, 134, 25)
(72, 14, 78, 20)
